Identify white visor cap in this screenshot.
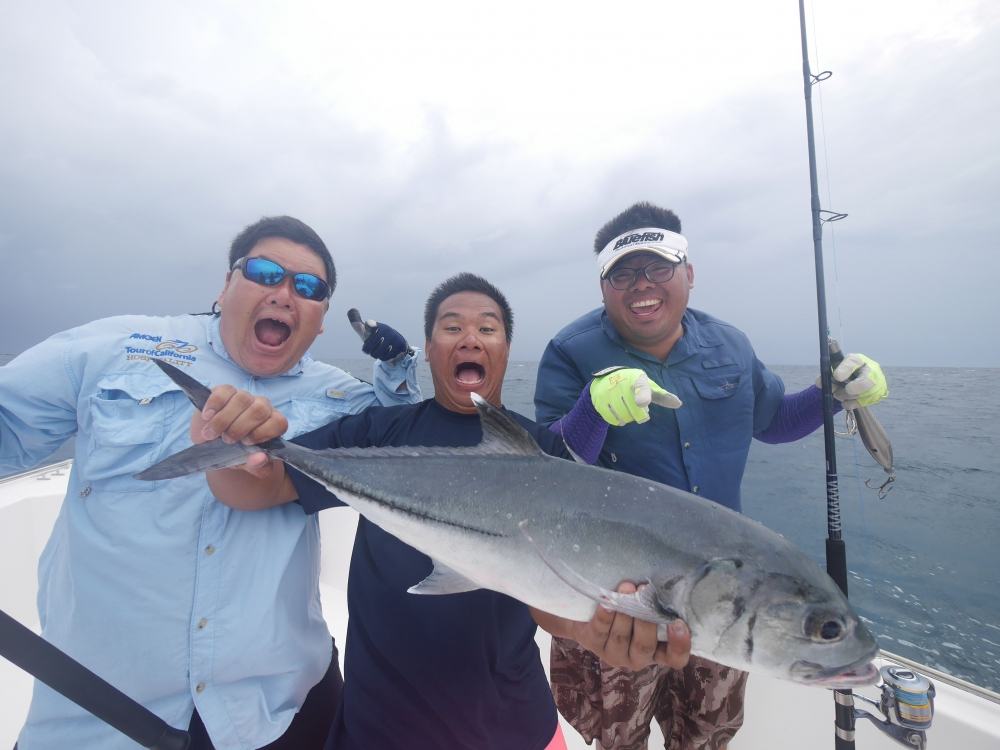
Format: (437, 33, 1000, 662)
(597, 227, 688, 278)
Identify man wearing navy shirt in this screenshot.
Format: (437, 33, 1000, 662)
(190, 272, 693, 750)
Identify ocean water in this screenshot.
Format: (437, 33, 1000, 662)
(4, 354, 998, 693)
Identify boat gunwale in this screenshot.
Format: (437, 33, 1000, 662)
(0, 460, 72, 488)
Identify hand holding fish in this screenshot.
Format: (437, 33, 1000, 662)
(188, 385, 289, 489)
(534, 582, 691, 670)
(192, 385, 286, 446)
(589, 366, 682, 426)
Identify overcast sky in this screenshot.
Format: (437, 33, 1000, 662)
(1, 0, 997, 367)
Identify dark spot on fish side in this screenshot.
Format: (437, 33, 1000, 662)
(732, 596, 746, 620)
(659, 574, 684, 590)
(745, 613, 757, 662)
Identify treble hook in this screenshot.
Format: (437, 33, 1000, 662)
(866, 471, 896, 500)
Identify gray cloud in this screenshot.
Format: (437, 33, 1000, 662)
(1, 1, 997, 367)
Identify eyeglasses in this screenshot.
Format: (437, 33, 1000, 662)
(604, 260, 681, 290)
(232, 256, 331, 301)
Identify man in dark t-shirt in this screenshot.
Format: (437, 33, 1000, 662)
(291, 399, 568, 749)
(192, 273, 692, 750)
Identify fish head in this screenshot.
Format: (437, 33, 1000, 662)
(674, 555, 879, 687)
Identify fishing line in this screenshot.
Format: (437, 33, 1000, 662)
(810, 3, 847, 338)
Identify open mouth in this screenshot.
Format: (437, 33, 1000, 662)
(629, 299, 662, 317)
(791, 657, 880, 688)
(454, 362, 486, 387)
(255, 318, 291, 348)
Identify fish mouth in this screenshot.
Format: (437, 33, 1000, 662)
(255, 317, 292, 347)
(790, 655, 880, 688)
(454, 361, 486, 388)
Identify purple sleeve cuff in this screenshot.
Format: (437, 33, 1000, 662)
(547, 384, 608, 464)
(755, 385, 843, 444)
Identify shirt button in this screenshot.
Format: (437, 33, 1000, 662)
(204, 545, 216, 556)
(683, 442, 691, 449)
(195, 682, 206, 693)
(197, 618, 208, 630)
(610, 452, 618, 464)
(692, 485, 700, 494)
(79, 486, 92, 497)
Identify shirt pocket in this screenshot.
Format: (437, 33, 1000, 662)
(85, 371, 185, 492)
(693, 358, 743, 400)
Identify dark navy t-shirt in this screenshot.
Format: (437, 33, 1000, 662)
(291, 398, 569, 750)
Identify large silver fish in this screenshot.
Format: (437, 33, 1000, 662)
(138, 359, 878, 687)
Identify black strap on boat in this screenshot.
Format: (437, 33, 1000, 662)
(796, 2, 857, 748)
(0, 608, 190, 750)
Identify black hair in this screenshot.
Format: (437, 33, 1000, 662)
(593, 202, 682, 255)
(229, 216, 336, 293)
(423, 272, 514, 343)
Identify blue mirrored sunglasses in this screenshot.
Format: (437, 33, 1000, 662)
(232, 256, 331, 301)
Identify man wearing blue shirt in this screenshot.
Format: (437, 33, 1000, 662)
(534, 201, 889, 750)
(188, 272, 693, 750)
(0, 216, 420, 750)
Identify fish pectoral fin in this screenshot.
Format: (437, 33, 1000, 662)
(600, 586, 671, 629)
(407, 562, 481, 595)
(518, 520, 667, 626)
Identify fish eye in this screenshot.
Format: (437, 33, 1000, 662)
(804, 611, 846, 642)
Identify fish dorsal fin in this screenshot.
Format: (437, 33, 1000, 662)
(269, 397, 545, 463)
(152, 358, 212, 410)
(407, 562, 481, 595)
(471, 393, 544, 457)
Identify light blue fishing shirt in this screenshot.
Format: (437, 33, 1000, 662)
(0, 313, 420, 750)
(534, 307, 784, 512)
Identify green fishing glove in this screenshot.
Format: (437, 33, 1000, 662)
(817, 353, 889, 410)
(589, 366, 682, 426)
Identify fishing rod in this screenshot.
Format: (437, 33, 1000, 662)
(794, 1, 856, 740)
(797, 4, 932, 749)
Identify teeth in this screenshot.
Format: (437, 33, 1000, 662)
(631, 299, 659, 309)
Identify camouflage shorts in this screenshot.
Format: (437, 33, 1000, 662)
(550, 636, 748, 750)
